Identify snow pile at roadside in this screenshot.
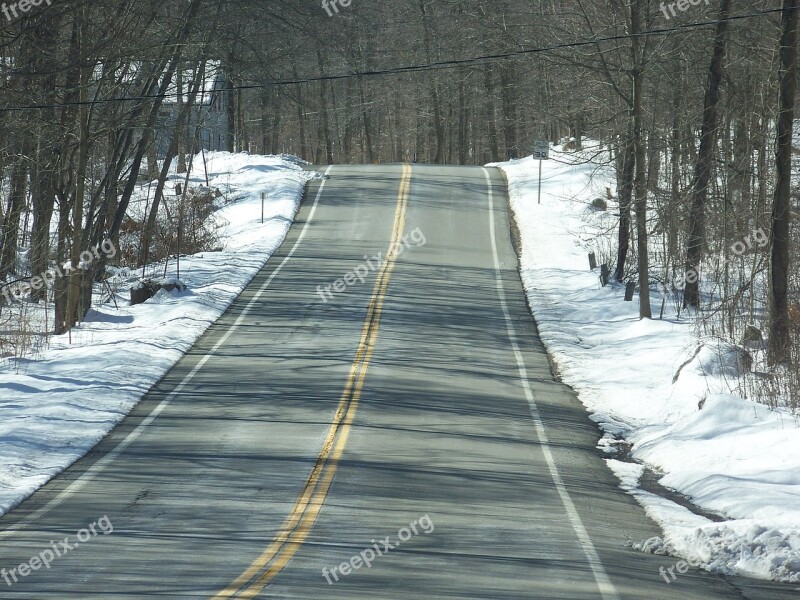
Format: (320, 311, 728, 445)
(493, 145, 800, 583)
(0, 152, 318, 517)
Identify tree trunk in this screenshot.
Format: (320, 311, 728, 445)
(53, 192, 70, 333)
(317, 49, 334, 164)
(30, 143, 56, 304)
(683, 0, 732, 308)
(458, 75, 469, 165)
(614, 135, 635, 282)
(357, 76, 375, 163)
(484, 64, 501, 163)
(769, 0, 799, 364)
(176, 68, 188, 174)
(294, 67, 308, 160)
(668, 80, 683, 282)
(260, 91, 271, 155)
(500, 61, 519, 159)
(631, 0, 651, 319)
(226, 68, 236, 153)
(418, 0, 444, 164)
(64, 34, 91, 332)
(0, 150, 29, 281)
(27, 9, 60, 304)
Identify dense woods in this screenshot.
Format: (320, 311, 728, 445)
(0, 0, 798, 404)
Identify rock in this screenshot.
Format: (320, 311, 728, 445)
(591, 198, 608, 211)
(160, 278, 187, 293)
(130, 278, 187, 305)
(130, 279, 159, 306)
(742, 325, 764, 348)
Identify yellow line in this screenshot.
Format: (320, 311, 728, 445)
(211, 164, 412, 599)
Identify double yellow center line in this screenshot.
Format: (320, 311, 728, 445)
(212, 164, 412, 599)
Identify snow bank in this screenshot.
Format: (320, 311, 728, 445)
(0, 152, 318, 517)
(493, 145, 800, 583)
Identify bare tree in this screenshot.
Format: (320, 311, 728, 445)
(683, 0, 733, 309)
(769, 0, 799, 365)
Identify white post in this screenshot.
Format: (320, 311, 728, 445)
(533, 140, 549, 204)
(538, 159, 543, 205)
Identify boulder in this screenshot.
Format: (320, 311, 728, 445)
(160, 278, 187, 294)
(130, 278, 187, 305)
(130, 279, 159, 306)
(742, 325, 764, 349)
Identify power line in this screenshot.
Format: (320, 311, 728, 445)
(0, 7, 785, 113)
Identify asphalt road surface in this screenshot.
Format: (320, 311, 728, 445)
(0, 165, 797, 599)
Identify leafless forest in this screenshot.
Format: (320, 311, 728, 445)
(1, 1, 799, 404)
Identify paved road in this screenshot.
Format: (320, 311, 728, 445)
(0, 165, 796, 599)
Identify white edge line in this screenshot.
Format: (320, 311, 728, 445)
(482, 167, 621, 600)
(0, 165, 335, 539)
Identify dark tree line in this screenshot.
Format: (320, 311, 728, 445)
(0, 0, 799, 389)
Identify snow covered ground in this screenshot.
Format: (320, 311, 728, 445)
(495, 146, 800, 584)
(0, 152, 318, 517)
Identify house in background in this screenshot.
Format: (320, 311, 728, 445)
(155, 65, 230, 158)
